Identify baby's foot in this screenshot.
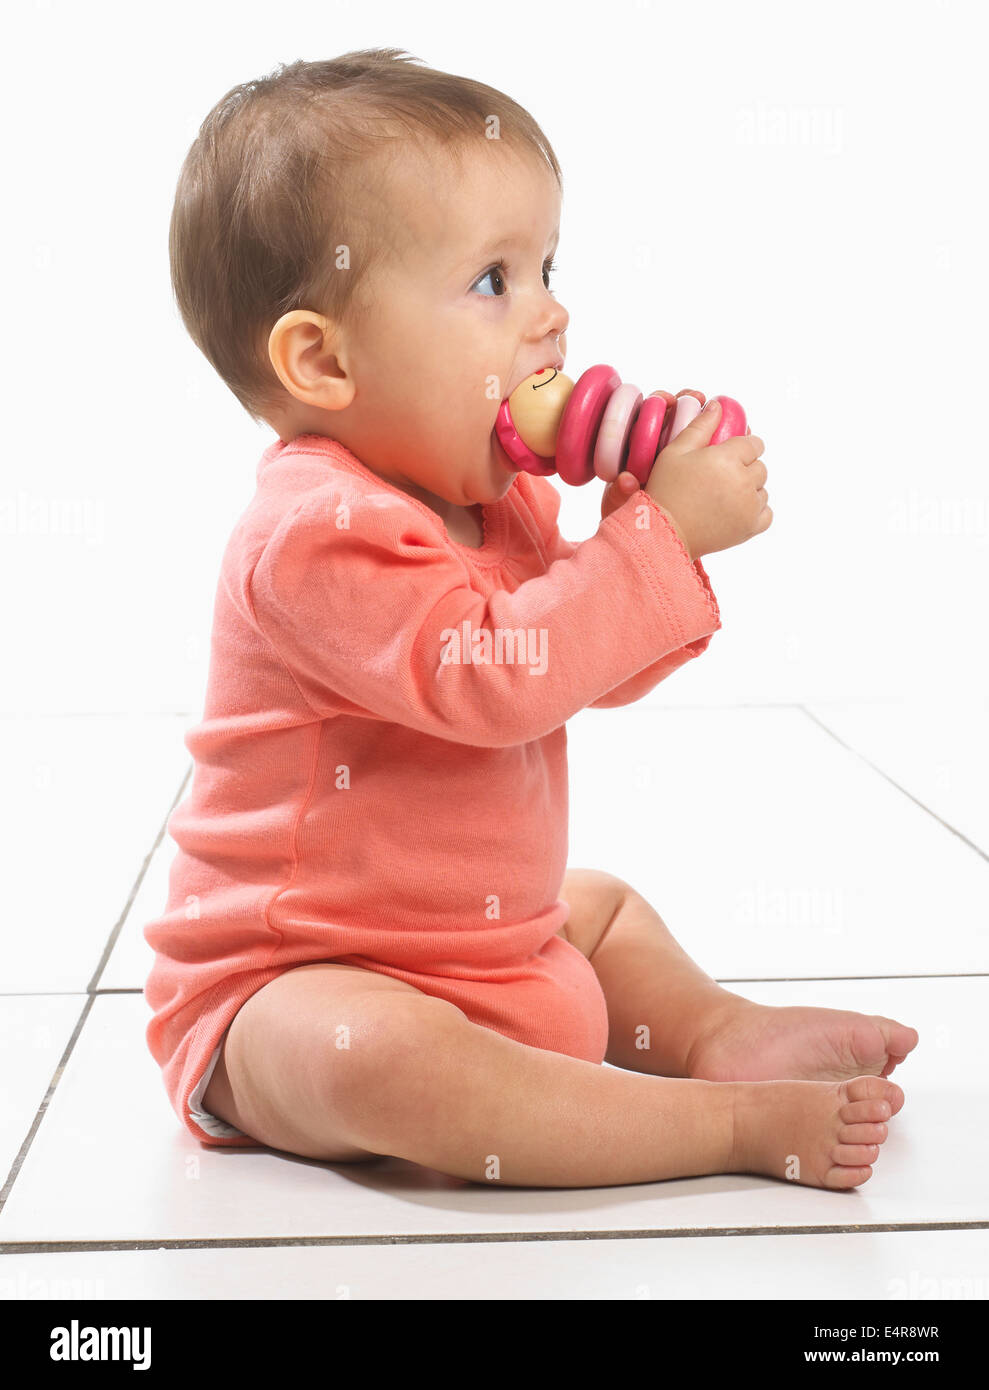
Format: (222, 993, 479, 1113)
(730, 1073, 905, 1189)
(687, 996, 919, 1084)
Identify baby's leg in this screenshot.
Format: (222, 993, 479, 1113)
(202, 962, 433, 1161)
(561, 869, 920, 1084)
(203, 960, 903, 1190)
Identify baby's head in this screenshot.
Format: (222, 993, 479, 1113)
(170, 48, 569, 509)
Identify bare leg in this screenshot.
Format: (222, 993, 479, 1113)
(358, 1004, 738, 1187)
(349, 1004, 904, 1190)
(205, 961, 905, 1190)
(204, 961, 735, 1182)
(560, 868, 754, 1076)
(560, 870, 920, 1084)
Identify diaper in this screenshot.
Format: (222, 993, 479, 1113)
(186, 1037, 247, 1140)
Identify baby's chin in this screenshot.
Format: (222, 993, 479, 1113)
(417, 430, 520, 506)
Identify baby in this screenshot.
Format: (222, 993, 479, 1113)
(144, 48, 918, 1190)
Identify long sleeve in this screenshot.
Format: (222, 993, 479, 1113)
(523, 476, 722, 708)
(248, 471, 721, 749)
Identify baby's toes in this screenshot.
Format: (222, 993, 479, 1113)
(840, 1097, 892, 1126)
(832, 1141, 882, 1166)
(824, 1163, 873, 1189)
(884, 1078, 906, 1115)
(833, 1016, 889, 1077)
(843, 1074, 905, 1115)
(839, 1120, 888, 1149)
(874, 1016, 920, 1061)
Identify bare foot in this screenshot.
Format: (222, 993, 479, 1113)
(730, 1074, 905, 1189)
(686, 996, 920, 1084)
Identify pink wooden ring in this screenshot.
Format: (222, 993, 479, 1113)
(656, 401, 677, 454)
(666, 393, 704, 442)
(709, 395, 747, 445)
(494, 398, 556, 475)
(623, 394, 668, 486)
(555, 364, 621, 486)
(593, 382, 643, 481)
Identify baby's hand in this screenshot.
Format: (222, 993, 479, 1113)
(645, 399, 770, 560)
(600, 469, 639, 520)
(599, 389, 706, 523)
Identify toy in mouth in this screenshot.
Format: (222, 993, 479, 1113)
(495, 364, 747, 486)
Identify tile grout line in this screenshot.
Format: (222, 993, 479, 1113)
(0, 994, 97, 1219)
(798, 705, 989, 863)
(0, 764, 193, 1218)
(3, 1222, 988, 1255)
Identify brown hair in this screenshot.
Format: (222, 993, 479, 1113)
(168, 48, 563, 425)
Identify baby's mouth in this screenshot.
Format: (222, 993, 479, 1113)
(504, 359, 566, 402)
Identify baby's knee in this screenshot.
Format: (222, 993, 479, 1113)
(328, 989, 470, 1133)
(212, 967, 467, 1160)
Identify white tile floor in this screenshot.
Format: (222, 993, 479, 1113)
(1, 704, 987, 1299)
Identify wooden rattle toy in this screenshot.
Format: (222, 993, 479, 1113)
(495, 364, 747, 486)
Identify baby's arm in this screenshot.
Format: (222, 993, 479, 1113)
(586, 638, 712, 708)
(523, 474, 721, 710)
(249, 474, 720, 747)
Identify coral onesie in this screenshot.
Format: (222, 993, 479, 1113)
(142, 434, 722, 1146)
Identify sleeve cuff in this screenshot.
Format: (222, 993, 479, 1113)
(604, 488, 722, 645)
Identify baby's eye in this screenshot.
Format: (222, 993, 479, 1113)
(473, 263, 507, 297)
(472, 258, 558, 297)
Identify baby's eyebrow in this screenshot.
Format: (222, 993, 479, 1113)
(459, 227, 560, 267)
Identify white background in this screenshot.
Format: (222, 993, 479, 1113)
(3, 0, 985, 716)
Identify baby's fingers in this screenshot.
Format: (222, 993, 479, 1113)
(601, 470, 639, 520)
